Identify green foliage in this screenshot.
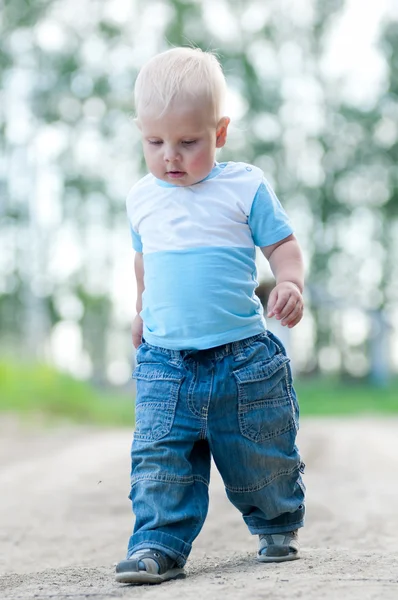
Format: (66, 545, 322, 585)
(2, 0, 51, 30)
(0, 361, 134, 426)
(98, 21, 122, 40)
(297, 378, 398, 416)
(2, 0, 398, 381)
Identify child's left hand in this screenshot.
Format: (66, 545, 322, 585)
(266, 282, 303, 328)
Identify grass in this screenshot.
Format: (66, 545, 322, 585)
(0, 361, 397, 425)
(296, 377, 398, 416)
(0, 361, 135, 426)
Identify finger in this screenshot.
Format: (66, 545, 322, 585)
(266, 289, 278, 317)
(286, 312, 303, 328)
(276, 295, 299, 320)
(270, 290, 292, 318)
(283, 304, 304, 327)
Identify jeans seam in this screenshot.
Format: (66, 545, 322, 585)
(187, 361, 202, 418)
(285, 363, 299, 431)
(200, 367, 213, 440)
(238, 418, 295, 443)
(225, 465, 300, 493)
(239, 396, 291, 409)
(131, 473, 209, 487)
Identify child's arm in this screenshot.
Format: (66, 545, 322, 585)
(260, 234, 304, 328)
(132, 252, 144, 348)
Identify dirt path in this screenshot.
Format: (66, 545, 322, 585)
(1, 416, 397, 600)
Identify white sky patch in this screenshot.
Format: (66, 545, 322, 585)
(50, 320, 92, 378)
(102, 0, 137, 25)
(107, 360, 131, 385)
(202, 0, 241, 43)
(48, 226, 83, 281)
(34, 19, 69, 52)
(241, 2, 270, 33)
(391, 310, 398, 369)
(34, 169, 63, 228)
(278, 0, 315, 28)
(34, 124, 70, 162)
(321, 0, 391, 108)
(225, 87, 248, 121)
(131, 2, 175, 64)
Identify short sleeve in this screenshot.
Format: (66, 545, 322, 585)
(248, 180, 293, 247)
(130, 224, 143, 252)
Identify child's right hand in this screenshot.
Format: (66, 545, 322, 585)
(132, 314, 144, 348)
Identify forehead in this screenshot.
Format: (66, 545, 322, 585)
(139, 98, 216, 136)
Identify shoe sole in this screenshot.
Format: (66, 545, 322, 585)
(257, 553, 300, 563)
(115, 568, 186, 585)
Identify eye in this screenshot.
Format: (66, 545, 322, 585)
(148, 140, 162, 145)
(182, 140, 197, 146)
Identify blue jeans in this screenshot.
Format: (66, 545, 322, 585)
(126, 331, 305, 567)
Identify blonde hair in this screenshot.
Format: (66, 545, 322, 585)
(134, 47, 227, 123)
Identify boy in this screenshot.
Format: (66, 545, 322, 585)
(116, 47, 305, 585)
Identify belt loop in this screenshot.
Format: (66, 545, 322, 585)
(232, 340, 246, 361)
(168, 348, 182, 366)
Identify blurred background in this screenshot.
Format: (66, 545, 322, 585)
(1, 0, 397, 423)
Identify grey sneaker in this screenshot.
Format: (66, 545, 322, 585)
(115, 548, 186, 584)
(257, 530, 300, 562)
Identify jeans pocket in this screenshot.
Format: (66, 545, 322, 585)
(133, 362, 184, 441)
(233, 353, 295, 443)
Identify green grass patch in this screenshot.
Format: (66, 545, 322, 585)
(296, 377, 398, 416)
(0, 361, 134, 426)
(0, 361, 397, 425)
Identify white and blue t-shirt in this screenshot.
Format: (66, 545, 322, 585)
(126, 161, 293, 350)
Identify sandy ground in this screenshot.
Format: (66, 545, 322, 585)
(1, 415, 398, 600)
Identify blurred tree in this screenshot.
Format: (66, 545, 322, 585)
(1, 0, 138, 377)
(1, 0, 397, 381)
(310, 15, 398, 378)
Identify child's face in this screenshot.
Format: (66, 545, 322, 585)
(138, 98, 229, 186)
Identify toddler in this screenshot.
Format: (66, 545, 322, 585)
(116, 46, 305, 585)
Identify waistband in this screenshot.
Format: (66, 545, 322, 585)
(141, 332, 271, 361)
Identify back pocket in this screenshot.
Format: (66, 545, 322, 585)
(233, 354, 295, 443)
(133, 363, 184, 442)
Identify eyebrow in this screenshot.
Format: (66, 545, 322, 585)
(145, 132, 203, 139)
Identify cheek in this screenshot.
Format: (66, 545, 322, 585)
(143, 149, 160, 170)
(188, 148, 213, 169)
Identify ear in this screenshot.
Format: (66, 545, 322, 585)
(216, 116, 230, 148)
(134, 117, 142, 130)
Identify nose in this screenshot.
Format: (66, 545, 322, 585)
(163, 144, 179, 162)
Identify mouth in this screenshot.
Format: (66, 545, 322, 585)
(166, 171, 185, 179)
